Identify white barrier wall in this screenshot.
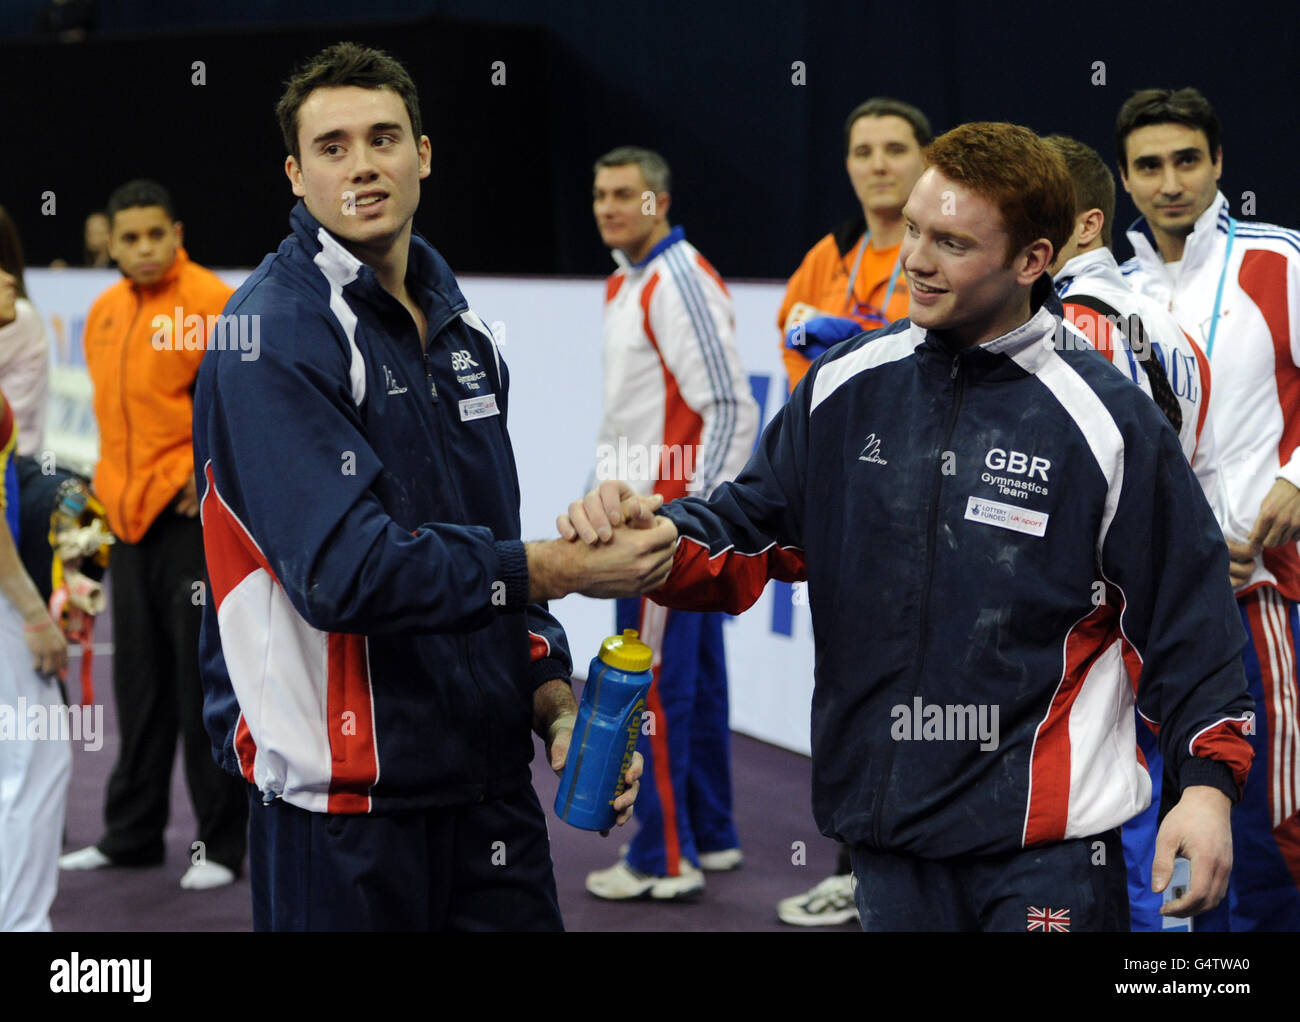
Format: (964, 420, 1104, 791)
(26, 267, 817, 755)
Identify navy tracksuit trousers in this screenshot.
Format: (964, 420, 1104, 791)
(850, 828, 1129, 931)
(247, 784, 563, 931)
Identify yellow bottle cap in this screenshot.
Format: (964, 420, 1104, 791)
(599, 629, 653, 673)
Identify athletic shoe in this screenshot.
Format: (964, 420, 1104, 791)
(697, 847, 744, 871)
(776, 873, 859, 926)
(585, 857, 705, 900)
(58, 846, 112, 870)
(179, 861, 236, 890)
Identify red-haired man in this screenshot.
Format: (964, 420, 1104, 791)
(555, 123, 1255, 930)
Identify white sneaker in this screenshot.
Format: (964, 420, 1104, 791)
(179, 861, 235, 890)
(586, 858, 705, 901)
(776, 873, 859, 926)
(58, 846, 111, 871)
(697, 847, 744, 871)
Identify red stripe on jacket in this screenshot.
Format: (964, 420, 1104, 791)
(1185, 329, 1213, 456)
(652, 535, 805, 615)
(201, 463, 275, 614)
(234, 714, 257, 784)
(1024, 594, 1124, 845)
(1241, 251, 1300, 600)
(326, 633, 378, 813)
(640, 271, 704, 503)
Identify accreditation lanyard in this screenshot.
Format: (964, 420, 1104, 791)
(844, 231, 905, 321)
(1204, 217, 1236, 360)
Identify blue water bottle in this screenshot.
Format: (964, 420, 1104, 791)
(554, 629, 653, 831)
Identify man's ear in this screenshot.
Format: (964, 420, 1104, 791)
(1017, 238, 1054, 286)
(286, 155, 306, 197)
(1077, 208, 1104, 248)
(174, 220, 185, 246)
(418, 135, 432, 180)
(1212, 146, 1223, 182)
(656, 191, 671, 221)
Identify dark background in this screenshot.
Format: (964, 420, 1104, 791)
(2, 0, 1296, 277)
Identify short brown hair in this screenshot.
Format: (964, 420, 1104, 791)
(593, 146, 672, 195)
(1041, 134, 1116, 249)
(276, 42, 422, 161)
(923, 122, 1075, 265)
(1115, 88, 1220, 170)
(843, 97, 933, 156)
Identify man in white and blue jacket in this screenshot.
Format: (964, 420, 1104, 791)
(561, 123, 1256, 931)
(193, 43, 672, 931)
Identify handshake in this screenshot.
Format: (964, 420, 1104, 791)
(525, 480, 679, 602)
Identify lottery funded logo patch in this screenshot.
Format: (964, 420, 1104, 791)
(964, 496, 1048, 538)
(459, 394, 500, 422)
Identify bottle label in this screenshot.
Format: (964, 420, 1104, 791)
(608, 696, 646, 806)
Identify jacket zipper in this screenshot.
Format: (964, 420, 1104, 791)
(421, 307, 491, 797)
(870, 352, 965, 847)
(117, 293, 144, 537)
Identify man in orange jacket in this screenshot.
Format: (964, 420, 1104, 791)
(60, 180, 247, 889)
(778, 97, 932, 393)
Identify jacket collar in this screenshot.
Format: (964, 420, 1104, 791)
(613, 224, 687, 271)
(1125, 190, 1231, 280)
(127, 245, 190, 293)
(1054, 246, 1125, 295)
(288, 200, 467, 324)
(912, 275, 1060, 381)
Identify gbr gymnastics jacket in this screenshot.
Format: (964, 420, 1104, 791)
(651, 284, 1255, 857)
(193, 202, 571, 814)
(1123, 192, 1300, 600)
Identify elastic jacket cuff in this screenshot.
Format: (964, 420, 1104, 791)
(493, 539, 530, 611)
(529, 657, 572, 692)
(1178, 756, 1240, 804)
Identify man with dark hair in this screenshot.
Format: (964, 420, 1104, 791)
(585, 146, 757, 900)
(1117, 86, 1300, 930)
(1044, 133, 1216, 500)
(777, 98, 932, 394)
(770, 96, 932, 925)
(560, 122, 1255, 931)
(1044, 132, 1221, 932)
(194, 42, 659, 931)
(60, 179, 248, 890)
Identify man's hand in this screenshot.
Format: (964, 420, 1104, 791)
(23, 613, 69, 677)
(1248, 477, 1300, 548)
(535, 676, 642, 834)
(1226, 537, 1258, 589)
(534, 678, 579, 774)
(607, 751, 643, 832)
(526, 515, 677, 602)
(558, 480, 663, 545)
(545, 712, 576, 775)
(1151, 784, 1233, 918)
(175, 475, 199, 518)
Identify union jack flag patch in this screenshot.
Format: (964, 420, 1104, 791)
(1026, 906, 1070, 932)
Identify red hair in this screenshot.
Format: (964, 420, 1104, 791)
(924, 122, 1075, 265)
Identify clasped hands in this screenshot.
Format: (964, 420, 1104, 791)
(526, 480, 678, 602)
